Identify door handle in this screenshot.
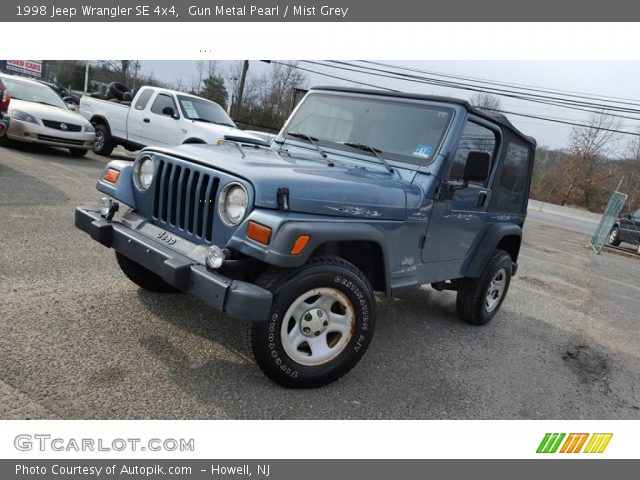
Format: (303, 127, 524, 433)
(143, 118, 150, 123)
(476, 191, 488, 208)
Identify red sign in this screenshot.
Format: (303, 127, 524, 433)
(6, 60, 43, 77)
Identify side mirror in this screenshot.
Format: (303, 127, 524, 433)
(162, 106, 177, 118)
(463, 151, 491, 184)
(626, 213, 632, 220)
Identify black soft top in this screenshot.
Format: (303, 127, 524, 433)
(311, 86, 537, 147)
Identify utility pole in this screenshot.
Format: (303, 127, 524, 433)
(84, 63, 89, 93)
(235, 60, 249, 119)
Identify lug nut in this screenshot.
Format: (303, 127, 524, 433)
(323, 321, 328, 326)
(317, 310, 323, 317)
(314, 331, 320, 336)
(305, 313, 312, 321)
(303, 327, 310, 333)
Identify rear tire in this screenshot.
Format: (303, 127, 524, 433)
(456, 250, 512, 325)
(69, 148, 88, 157)
(93, 124, 115, 157)
(608, 226, 621, 246)
(248, 255, 376, 388)
(115, 252, 180, 293)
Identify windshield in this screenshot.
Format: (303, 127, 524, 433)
(284, 93, 453, 164)
(177, 95, 236, 127)
(1, 77, 67, 109)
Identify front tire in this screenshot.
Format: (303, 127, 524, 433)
(248, 255, 376, 388)
(608, 226, 621, 246)
(456, 250, 512, 325)
(115, 252, 180, 293)
(93, 124, 115, 157)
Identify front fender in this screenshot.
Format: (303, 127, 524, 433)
(226, 209, 390, 274)
(96, 160, 135, 207)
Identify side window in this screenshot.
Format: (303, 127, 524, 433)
(134, 88, 154, 110)
(150, 93, 177, 117)
(633, 209, 640, 220)
(491, 141, 531, 212)
(450, 121, 496, 184)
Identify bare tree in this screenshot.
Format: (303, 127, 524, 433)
(628, 127, 640, 163)
(173, 77, 185, 91)
(100, 61, 138, 85)
(192, 60, 222, 93)
(559, 112, 622, 208)
(469, 92, 502, 111)
(621, 127, 640, 209)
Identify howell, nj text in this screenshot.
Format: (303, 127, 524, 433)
(210, 464, 271, 477)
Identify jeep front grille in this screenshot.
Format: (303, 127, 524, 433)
(153, 159, 220, 242)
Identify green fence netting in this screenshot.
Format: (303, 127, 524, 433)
(590, 191, 628, 253)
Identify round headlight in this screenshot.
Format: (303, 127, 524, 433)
(218, 183, 248, 226)
(134, 155, 154, 191)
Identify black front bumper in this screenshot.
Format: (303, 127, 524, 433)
(75, 206, 272, 322)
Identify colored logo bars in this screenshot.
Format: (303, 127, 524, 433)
(537, 433, 613, 454)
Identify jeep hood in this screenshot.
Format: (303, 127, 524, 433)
(148, 143, 413, 220)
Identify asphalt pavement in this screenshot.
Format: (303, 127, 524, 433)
(1, 142, 639, 419)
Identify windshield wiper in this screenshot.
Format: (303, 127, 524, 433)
(343, 142, 393, 173)
(287, 132, 330, 162)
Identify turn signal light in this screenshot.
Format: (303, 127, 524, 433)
(291, 235, 310, 255)
(247, 221, 272, 245)
(103, 168, 120, 184)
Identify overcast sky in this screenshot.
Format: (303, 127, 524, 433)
(141, 60, 640, 151)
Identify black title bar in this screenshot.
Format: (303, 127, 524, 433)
(2, 0, 640, 21)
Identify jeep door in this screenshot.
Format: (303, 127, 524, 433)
(421, 117, 499, 265)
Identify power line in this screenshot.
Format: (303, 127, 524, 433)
(263, 60, 398, 92)
(486, 108, 640, 136)
(360, 60, 640, 106)
(266, 60, 640, 137)
(308, 60, 640, 120)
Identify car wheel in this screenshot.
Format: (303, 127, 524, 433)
(115, 252, 181, 293)
(248, 255, 376, 388)
(93, 124, 115, 157)
(608, 226, 621, 246)
(69, 148, 88, 157)
(456, 250, 512, 326)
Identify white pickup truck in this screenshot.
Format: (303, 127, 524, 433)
(79, 86, 261, 156)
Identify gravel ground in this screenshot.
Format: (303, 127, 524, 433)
(1, 142, 639, 420)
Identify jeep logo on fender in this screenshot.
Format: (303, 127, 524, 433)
(156, 231, 177, 245)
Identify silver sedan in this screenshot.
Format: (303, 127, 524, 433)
(0, 74, 95, 157)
